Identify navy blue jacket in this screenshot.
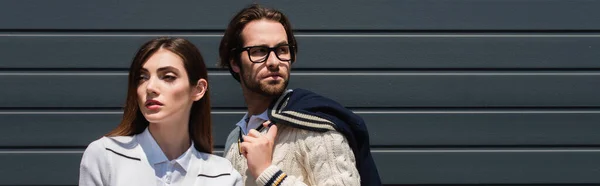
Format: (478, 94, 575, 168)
(268, 89, 382, 186)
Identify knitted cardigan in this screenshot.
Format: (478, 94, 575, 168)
(224, 89, 381, 186)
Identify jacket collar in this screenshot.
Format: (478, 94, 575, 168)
(137, 127, 194, 173)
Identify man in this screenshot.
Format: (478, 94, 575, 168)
(218, 4, 381, 186)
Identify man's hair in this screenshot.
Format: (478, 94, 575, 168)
(218, 4, 298, 82)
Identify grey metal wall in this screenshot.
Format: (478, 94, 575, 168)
(1, 0, 599, 185)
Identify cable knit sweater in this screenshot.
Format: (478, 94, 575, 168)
(224, 124, 361, 186)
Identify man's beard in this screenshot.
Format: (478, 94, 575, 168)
(240, 70, 289, 98)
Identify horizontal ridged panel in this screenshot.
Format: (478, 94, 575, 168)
(374, 149, 600, 184)
(1, 73, 598, 108)
(1, 0, 596, 185)
(2, 35, 600, 69)
(1, 111, 599, 147)
(1, 1, 599, 30)
(1, 150, 599, 185)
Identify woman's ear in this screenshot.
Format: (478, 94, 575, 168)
(192, 78, 208, 101)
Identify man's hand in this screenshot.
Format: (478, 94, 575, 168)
(240, 121, 278, 178)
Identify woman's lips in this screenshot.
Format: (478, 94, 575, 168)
(146, 105, 161, 110)
(145, 100, 163, 110)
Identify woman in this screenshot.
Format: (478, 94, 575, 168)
(79, 37, 242, 186)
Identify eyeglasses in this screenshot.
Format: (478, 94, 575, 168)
(236, 44, 295, 63)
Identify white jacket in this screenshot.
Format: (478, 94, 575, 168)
(79, 133, 242, 186)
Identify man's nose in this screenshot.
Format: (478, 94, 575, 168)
(265, 51, 281, 68)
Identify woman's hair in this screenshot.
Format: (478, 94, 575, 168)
(106, 37, 213, 153)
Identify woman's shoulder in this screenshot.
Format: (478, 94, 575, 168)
(85, 135, 137, 149)
(82, 135, 139, 159)
(81, 137, 112, 166)
(82, 137, 103, 156)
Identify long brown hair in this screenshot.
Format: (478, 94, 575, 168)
(218, 3, 298, 82)
(106, 37, 213, 153)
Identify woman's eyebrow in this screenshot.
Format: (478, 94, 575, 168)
(156, 66, 180, 74)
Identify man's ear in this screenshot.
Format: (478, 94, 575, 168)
(230, 59, 241, 73)
(191, 78, 208, 101)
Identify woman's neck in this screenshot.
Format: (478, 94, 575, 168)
(148, 121, 191, 160)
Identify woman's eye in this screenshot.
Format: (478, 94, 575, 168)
(138, 74, 149, 81)
(162, 75, 177, 82)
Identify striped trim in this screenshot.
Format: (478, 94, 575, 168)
(273, 172, 287, 186)
(273, 89, 293, 111)
(269, 89, 336, 131)
(275, 111, 335, 130)
(265, 170, 284, 186)
(281, 111, 332, 124)
(198, 173, 230, 178)
(105, 148, 140, 161)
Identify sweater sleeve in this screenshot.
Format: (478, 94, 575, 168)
(79, 138, 110, 186)
(255, 130, 360, 186)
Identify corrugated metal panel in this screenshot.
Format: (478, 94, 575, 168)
(0, 0, 598, 185)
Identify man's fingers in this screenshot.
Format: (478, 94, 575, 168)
(240, 142, 249, 158)
(242, 135, 257, 143)
(266, 124, 278, 140)
(262, 120, 272, 128)
(248, 129, 262, 138)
